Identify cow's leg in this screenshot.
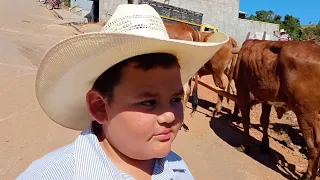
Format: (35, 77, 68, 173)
(229, 80, 236, 95)
(213, 74, 228, 117)
(180, 80, 191, 132)
(260, 103, 272, 154)
(236, 98, 251, 153)
(212, 74, 224, 92)
(214, 95, 223, 117)
(233, 103, 240, 117)
(295, 110, 320, 180)
(183, 80, 191, 110)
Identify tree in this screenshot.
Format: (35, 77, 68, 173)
(246, 10, 306, 40)
(247, 10, 282, 24)
(281, 15, 302, 40)
(273, 15, 282, 24)
(247, 10, 281, 23)
(247, 10, 320, 40)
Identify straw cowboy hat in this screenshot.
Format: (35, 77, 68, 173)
(280, 29, 286, 33)
(35, 3, 229, 130)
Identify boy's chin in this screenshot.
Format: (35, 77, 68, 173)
(151, 144, 172, 158)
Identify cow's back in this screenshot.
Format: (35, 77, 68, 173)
(164, 22, 197, 41)
(278, 41, 320, 108)
(236, 40, 285, 102)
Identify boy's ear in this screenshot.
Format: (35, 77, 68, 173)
(86, 89, 108, 124)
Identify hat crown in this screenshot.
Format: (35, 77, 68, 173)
(102, 4, 169, 39)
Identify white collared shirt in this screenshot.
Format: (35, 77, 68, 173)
(17, 125, 194, 180)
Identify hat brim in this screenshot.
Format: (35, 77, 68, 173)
(35, 32, 229, 130)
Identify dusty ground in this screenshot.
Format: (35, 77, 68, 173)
(189, 75, 309, 180)
(0, 1, 310, 180)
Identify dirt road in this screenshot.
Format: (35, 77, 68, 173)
(0, 1, 288, 179)
(0, 1, 80, 179)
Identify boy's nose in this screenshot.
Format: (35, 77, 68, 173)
(157, 112, 175, 124)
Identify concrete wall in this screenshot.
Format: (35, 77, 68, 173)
(237, 19, 279, 46)
(99, 0, 128, 23)
(98, 0, 279, 46)
(151, 0, 239, 38)
(99, 0, 239, 38)
(71, 0, 92, 11)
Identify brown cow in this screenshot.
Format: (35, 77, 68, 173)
(163, 22, 200, 110)
(164, 22, 238, 131)
(197, 31, 238, 116)
(164, 22, 200, 131)
(233, 39, 320, 180)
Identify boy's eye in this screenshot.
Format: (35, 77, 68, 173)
(140, 100, 156, 106)
(171, 97, 182, 103)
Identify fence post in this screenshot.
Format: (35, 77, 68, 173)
(246, 32, 251, 40)
(262, 31, 266, 40)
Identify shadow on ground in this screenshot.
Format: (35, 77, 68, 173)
(192, 97, 303, 180)
(187, 97, 231, 116)
(248, 122, 306, 155)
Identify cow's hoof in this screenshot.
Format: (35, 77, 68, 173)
(260, 146, 270, 154)
(299, 173, 311, 180)
(235, 144, 250, 153)
(232, 115, 242, 124)
(212, 110, 219, 118)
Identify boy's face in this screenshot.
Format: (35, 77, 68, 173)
(95, 63, 184, 160)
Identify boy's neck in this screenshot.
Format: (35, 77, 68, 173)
(93, 124, 155, 179)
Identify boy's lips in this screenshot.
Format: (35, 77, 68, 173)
(154, 129, 172, 141)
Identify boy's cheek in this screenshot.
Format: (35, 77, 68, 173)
(173, 114, 184, 131)
(175, 107, 184, 123)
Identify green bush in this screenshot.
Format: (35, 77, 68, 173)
(247, 10, 320, 40)
(64, 0, 71, 7)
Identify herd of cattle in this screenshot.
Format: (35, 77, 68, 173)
(164, 21, 320, 180)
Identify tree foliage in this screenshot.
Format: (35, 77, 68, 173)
(247, 10, 282, 24)
(64, 0, 71, 7)
(247, 10, 320, 40)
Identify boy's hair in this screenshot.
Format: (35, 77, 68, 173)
(92, 53, 180, 104)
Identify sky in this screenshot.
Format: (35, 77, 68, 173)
(239, 0, 320, 25)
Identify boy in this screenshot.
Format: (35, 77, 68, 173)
(18, 3, 228, 179)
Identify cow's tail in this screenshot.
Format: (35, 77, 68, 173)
(226, 38, 238, 103)
(226, 53, 238, 103)
(191, 27, 200, 42)
(189, 27, 201, 116)
(270, 41, 286, 54)
(314, 115, 320, 178)
(190, 73, 198, 116)
(233, 40, 247, 83)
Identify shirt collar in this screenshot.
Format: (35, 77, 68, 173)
(73, 124, 186, 179)
(74, 124, 125, 179)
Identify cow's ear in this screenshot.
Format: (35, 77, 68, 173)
(86, 89, 108, 124)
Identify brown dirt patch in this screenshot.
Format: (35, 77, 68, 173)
(189, 75, 309, 179)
